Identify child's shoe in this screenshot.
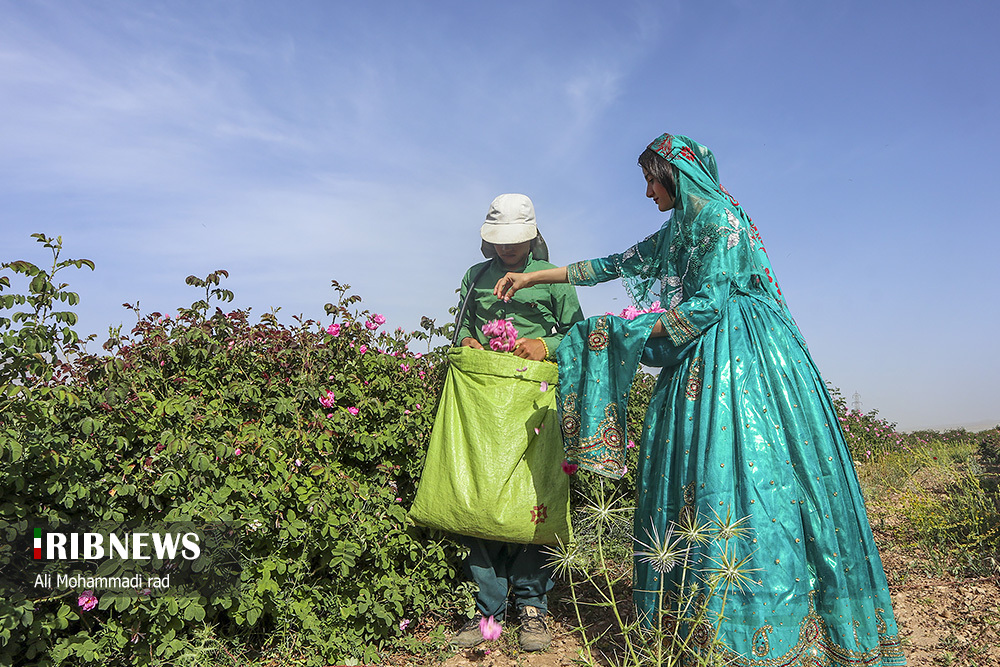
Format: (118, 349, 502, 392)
(451, 612, 485, 648)
(518, 605, 551, 651)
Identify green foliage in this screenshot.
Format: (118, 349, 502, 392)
(977, 426, 1000, 469)
(0, 233, 93, 398)
(856, 427, 1000, 579)
(896, 470, 1000, 577)
(0, 236, 465, 665)
(826, 385, 907, 462)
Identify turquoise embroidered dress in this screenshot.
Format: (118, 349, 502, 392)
(556, 135, 905, 665)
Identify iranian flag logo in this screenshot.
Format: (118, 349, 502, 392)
(34, 528, 42, 559)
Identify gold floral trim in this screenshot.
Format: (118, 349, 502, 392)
(752, 624, 773, 656)
(678, 481, 697, 525)
(588, 316, 609, 352)
(560, 393, 581, 439)
(567, 260, 597, 285)
(683, 481, 696, 506)
(662, 308, 700, 346)
(562, 402, 625, 477)
(874, 608, 887, 635)
(708, 591, 906, 666)
(685, 356, 703, 400)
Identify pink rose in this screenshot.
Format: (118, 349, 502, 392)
(348, 407, 359, 416)
(78, 591, 98, 611)
(319, 390, 336, 408)
(482, 318, 518, 352)
(561, 460, 578, 475)
(326, 323, 341, 337)
(479, 615, 502, 641)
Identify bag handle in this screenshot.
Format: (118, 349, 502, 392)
(451, 262, 493, 347)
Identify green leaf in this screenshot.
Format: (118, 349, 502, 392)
(182, 601, 205, 621)
(7, 261, 39, 276)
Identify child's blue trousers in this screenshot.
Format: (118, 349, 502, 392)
(460, 536, 554, 619)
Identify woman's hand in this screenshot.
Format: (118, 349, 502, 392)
(494, 272, 534, 301)
(494, 267, 569, 301)
(512, 338, 546, 361)
(461, 337, 484, 349)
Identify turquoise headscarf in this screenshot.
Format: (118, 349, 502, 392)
(617, 134, 785, 315)
(558, 133, 794, 477)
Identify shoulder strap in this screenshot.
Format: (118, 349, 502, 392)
(451, 262, 493, 347)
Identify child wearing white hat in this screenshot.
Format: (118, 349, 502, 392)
(450, 194, 583, 651)
(456, 194, 581, 362)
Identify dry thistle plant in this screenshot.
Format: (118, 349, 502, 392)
(547, 479, 760, 667)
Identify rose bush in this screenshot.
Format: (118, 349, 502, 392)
(0, 235, 465, 665)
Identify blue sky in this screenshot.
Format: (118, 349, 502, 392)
(2, 0, 998, 431)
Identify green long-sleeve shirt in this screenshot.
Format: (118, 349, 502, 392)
(455, 253, 584, 360)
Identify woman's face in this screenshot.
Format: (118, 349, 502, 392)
(643, 168, 675, 212)
(494, 240, 532, 270)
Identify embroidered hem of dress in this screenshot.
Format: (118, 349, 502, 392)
(685, 591, 907, 667)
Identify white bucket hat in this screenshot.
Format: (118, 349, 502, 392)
(480, 193, 537, 244)
(480, 193, 549, 260)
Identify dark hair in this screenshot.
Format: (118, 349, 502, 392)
(638, 148, 677, 200)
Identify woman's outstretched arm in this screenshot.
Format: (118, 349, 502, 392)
(494, 266, 568, 301)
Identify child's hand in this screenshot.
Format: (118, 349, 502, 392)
(512, 338, 546, 361)
(494, 272, 532, 301)
(461, 337, 484, 350)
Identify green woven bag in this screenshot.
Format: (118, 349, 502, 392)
(409, 346, 571, 545)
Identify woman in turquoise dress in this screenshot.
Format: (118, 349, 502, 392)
(493, 134, 906, 665)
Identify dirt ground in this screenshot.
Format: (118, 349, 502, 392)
(389, 523, 1000, 667)
(872, 524, 1000, 666)
(393, 571, 999, 667)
